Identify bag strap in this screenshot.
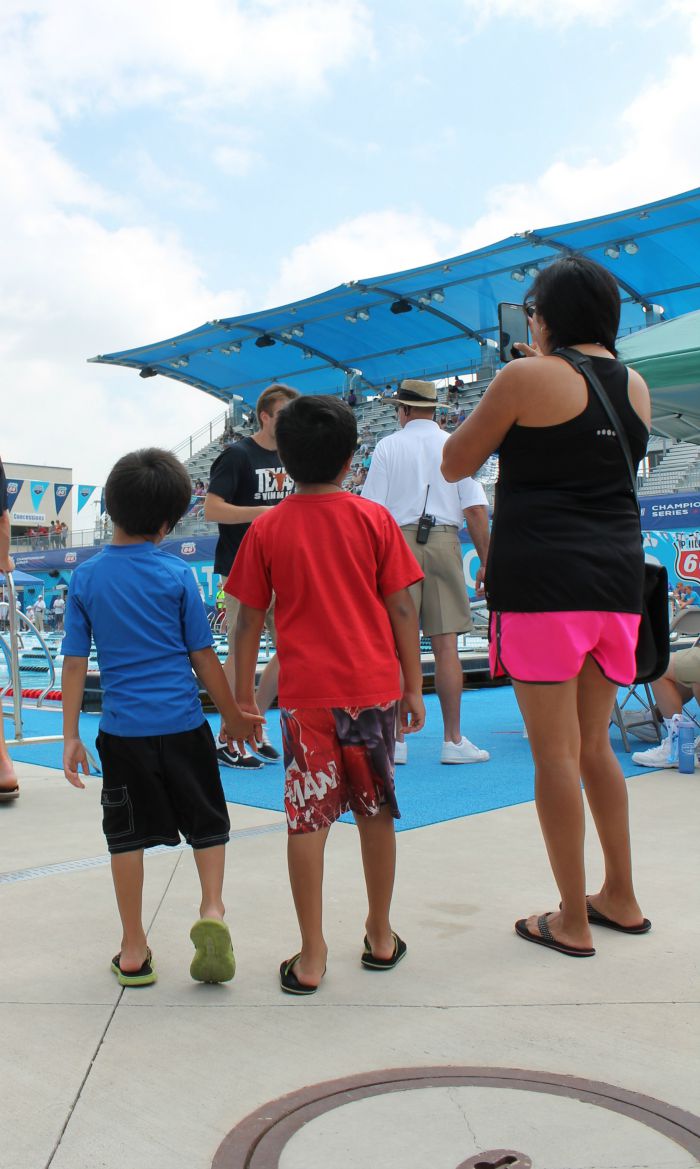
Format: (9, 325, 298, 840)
(554, 346, 638, 501)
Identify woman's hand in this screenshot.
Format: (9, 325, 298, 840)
(512, 341, 541, 358)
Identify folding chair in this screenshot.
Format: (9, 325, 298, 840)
(611, 683, 664, 752)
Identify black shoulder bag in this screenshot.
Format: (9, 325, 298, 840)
(555, 347, 669, 684)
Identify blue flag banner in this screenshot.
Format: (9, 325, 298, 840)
(5, 479, 24, 510)
(30, 481, 49, 511)
(77, 485, 97, 513)
(54, 483, 72, 515)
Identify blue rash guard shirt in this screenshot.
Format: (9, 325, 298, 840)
(62, 543, 213, 737)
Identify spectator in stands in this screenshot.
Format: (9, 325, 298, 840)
(0, 457, 19, 800)
(362, 379, 491, 766)
(61, 521, 68, 547)
(672, 581, 695, 613)
(52, 592, 66, 631)
(50, 521, 60, 548)
(204, 383, 299, 769)
(347, 387, 357, 409)
(632, 639, 700, 768)
(442, 254, 651, 956)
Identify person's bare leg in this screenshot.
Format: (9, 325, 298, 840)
(356, 805, 397, 959)
(650, 669, 686, 719)
(577, 657, 646, 927)
(0, 714, 18, 792)
(193, 844, 226, 920)
(431, 632, 463, 743)
(513, 678, 593, 950)
(286, 827, 330, 986)
(111, 850, 149, 971)
(255, 654, 279, 714)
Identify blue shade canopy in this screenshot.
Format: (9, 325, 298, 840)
(90, 187, 700, 405)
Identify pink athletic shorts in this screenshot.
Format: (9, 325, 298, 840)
(489, 610, 641, 685)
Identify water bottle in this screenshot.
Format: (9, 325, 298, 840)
(677, 716, 696, 774)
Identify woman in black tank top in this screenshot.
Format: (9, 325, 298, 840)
(442, 257, 652, 959)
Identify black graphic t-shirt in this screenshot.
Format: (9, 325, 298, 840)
(208, 437, 294, 576)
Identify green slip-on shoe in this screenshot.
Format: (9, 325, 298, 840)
(190, 918, 236, 984)
(111, 947, 157, 987)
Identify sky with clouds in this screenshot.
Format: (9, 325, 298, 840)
(2, 0, 699, 520)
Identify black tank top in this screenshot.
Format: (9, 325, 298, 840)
(485, 357, 648, 614)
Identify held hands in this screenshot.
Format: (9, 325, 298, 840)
(63, 737, 90, 789)
(0, 555, 15, 574)
(474, 565, 486, 599)
(224, 704, 265, 755)
(400, 690, 426, 734)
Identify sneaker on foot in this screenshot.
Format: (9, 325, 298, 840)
(253, 728, 280, 762)
(440, 736, 490, 764)
(631, 738, 678, 769)
(394, 740, 408, 765)
(216, 744, 264, 770)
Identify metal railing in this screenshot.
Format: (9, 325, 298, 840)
(171, 410, 230, 463)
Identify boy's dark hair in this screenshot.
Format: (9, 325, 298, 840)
(275, 395, 357, 484)
(255, 383, 300, 425)
(105, 448, 193, 537)
(526, 255, 621, 355)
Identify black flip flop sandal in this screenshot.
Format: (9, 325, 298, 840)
(361, 932, 407, 970)
(586, 899, 652, 934)
(111, 946, 157, 987)
(279, 954, 324, 995)
(515, 914, 595, 957)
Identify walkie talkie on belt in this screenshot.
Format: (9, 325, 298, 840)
(415, 485, 435, 545)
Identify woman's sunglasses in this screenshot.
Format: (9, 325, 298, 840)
(524, 303, 536, 319)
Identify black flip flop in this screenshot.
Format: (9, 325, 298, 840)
(279, 954, 324, 995)
(558, 898, 653, 934)
(361, 932, 407, 970)
(0, 785, 19, 802)
(515, 914, 595, 958)
(111, 946, 157, 987)
(586, 900, 652, 934)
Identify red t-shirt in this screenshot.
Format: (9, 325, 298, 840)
(226, 491, 423, 708)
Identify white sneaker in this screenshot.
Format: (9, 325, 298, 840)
(631, 737, 678, 769)
(440, 736, 490, 764)
(394, 740, 408, 765)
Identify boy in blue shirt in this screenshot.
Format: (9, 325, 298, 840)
(62, 449, 262, 987)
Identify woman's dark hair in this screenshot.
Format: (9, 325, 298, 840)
(275, 395, 357, 484)
(104, 448, 193, 536)
(526, 255, 621, 355)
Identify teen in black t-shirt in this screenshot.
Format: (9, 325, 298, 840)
(204, 384, 298, 769)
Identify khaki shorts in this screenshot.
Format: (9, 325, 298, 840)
(672, 645, 700, 688)
(224, 590, 276, 653)
(401, 525, 471, 637)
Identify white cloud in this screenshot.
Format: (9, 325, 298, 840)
(268, 209, 457, 304)
(213, 144, 258, 178)
(5, 0, 374, 113)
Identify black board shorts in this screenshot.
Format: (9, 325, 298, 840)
(97, 721, 230, 854)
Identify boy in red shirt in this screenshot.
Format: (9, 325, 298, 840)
(228, 395, 425, 995)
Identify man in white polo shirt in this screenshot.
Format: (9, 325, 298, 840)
(362, 379, 490, 764)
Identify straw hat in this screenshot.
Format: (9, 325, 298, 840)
(389, 379, 438, 407)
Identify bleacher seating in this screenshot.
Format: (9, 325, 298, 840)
(639, 442, 700, 496)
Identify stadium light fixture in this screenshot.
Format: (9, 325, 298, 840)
(291, 325, 304, 337)
(344, 312, 358, 323)
(139, 366, 157, 378)
(623, 240, 639, 255)
(390, 298, 413, 314)
(356, 308, 370, 320)
(431, 289, 445, 303)
(604, 245, 620, 259)
(510, 270, 525, 282)
(302, 349, 314, 359)
(526, 266, 539, 278)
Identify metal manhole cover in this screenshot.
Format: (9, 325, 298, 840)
(212, 1066, 700, 1168)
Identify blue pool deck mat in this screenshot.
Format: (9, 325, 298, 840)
(5, 687, 664, 833)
